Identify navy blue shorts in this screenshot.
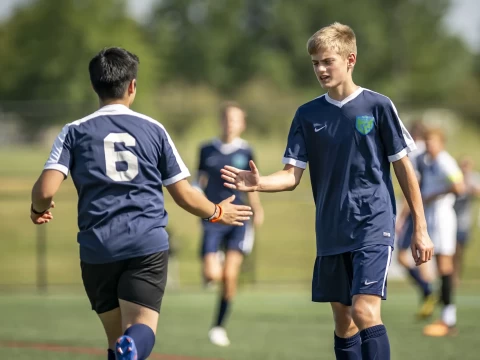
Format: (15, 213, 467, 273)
(457, 229, 470, 245)
(312, 245, 393, 306)
(397, 216, 413, 250)
(201, 221, 254, 257)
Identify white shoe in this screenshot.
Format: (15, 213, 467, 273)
(208, 326, 230, 347)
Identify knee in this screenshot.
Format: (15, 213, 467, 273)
(204, 264, 222, 282)
(351, 297, 381, 329)
(437, 256, 454, 275)
(332, 306, 358, 337)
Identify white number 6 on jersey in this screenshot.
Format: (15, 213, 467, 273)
(104, 133, 139, 181)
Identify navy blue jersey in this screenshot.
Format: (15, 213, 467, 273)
(198, 138, 254, 205)
(44, 104, 190, 264)
(283, 87, 416, 256)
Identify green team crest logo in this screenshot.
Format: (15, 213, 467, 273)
(355, 115, 375, 135)
(232, 154, 249, 169)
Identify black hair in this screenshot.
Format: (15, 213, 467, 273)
(88, 47, 139, 100)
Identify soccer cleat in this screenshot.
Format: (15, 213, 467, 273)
(416, 294, 438, 320)
(422, 320, 458, 337)
(208, 326, 230, 347)
(115, 335, 138, 360)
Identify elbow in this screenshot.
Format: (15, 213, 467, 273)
(31, 186, 54, 202)
(286, 181, 299, 191)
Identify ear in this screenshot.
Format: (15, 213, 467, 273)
(128, 79, 136, 95)
(347, 53, 356, 69)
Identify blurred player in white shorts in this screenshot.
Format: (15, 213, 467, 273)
(416, 128, 465, 337)
(453, 157, 480, 286)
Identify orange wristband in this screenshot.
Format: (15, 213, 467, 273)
(210, 204, 224, 223)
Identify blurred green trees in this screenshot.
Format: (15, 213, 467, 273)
(0, 0, 478, 139)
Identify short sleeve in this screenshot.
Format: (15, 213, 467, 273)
(282, 110, 308, 169)
(379, 100, 417, 162)
(44, 124, 73, 177)
(197, 146, 207, 173)
(439, 155, 463, 184)
(158, 127, 190, 186)
(247, 148, 255, 168)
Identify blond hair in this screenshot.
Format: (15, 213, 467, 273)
(425, 127, 446, 143)
(307, 22, 357, 57)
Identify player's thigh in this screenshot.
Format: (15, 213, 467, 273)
(118, 251, 168, 318)
(312, 253, 353, 306)
(80, 260, 125, 314)
(226, 222, 255, 256)
(98, 307, 123, 349)
(351, 245, 392, 300)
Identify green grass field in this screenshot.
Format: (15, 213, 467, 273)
(0, 285, 480, 359)
(1, 130, 480, 359)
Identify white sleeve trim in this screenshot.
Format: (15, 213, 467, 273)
(44, 124, 71, 174)
(44, 163, 69, 177)
(163, 170, 191, 186)
(282, 157, 307, 169)
(387, 99, 417, 162)
(388, 143, 417, 162)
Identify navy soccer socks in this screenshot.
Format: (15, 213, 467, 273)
(108, 349, 115, 360)
(118, 324, 155, 360)
(360, 324, 390, 360)
(408, 267, 432, 297)
(334, 332, 362, 359)
(215, 297, 230, 327)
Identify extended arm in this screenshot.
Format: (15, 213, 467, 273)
(221, 161, 304, 193)
(166, 179, 252, 226)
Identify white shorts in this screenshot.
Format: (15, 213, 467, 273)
(425, 206, 457, 256)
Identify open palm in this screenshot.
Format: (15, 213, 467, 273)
(221, 160, 260, 192)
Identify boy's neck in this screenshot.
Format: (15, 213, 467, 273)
(220, 135, 238, 144)
(99, 98, 130, 109)
(327, 81, 359, 102)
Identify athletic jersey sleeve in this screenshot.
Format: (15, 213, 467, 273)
(158, 127, 190, 186)
(282, 110, 308, 169)
(439, 154, 463, 184)
(379, 100, 416, 162)
(44, 124, 73, 177)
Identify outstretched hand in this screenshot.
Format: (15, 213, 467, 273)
(221, 160, 260, 192)
(218, 195, 253, 226)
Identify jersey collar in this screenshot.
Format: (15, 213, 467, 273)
(325, 87, 364, 108)
(212, 138, 246, 155)
(96, 104, 131, 113)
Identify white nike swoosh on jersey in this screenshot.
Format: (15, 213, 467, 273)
(314, 125, 327, 132)
(364, 280, 378, 285)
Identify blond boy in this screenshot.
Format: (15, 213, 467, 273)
(221, 23, 433, 360)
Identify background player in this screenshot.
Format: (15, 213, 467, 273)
(221, 22, 433, 360)
(30, 47, 252, 360)
(418, 128, 465, 337)
(195, 101, 264, 347)
(453, 156, 480, 286)
(395, 121, 435, 319)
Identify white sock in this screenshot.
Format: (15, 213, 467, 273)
(442, 304, 457, 327)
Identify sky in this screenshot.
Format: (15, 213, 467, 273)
(0, 0, 479, 52)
